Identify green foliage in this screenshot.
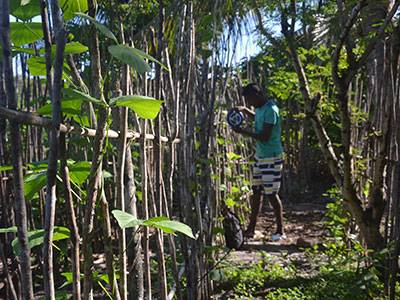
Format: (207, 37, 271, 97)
(26, 56, 47, 76)
(27, 56, 71, 79)
(10, 22, 43, 46)
(216, 188, 392, 299)
(264, 270, 383, 300)
(110, 95, 164, 119)
(36, 98, 82, 116)
(112, 210, 144, 228)
(0, 226, 18, 233)
(36, 95, 91, 126)
(40, 41, 89, 56)
(0, 165, 14, 172)
(37, 291, 69, 300)
(12, 226, 70, 256)
(125, 46, 169, 71)
(12, 46, 37, 56)
(226, 152, 241, 161)
(24, 170, 47, 200)
(11, 0, 41, 21)
(60, 270, 116, 299)
(68, 161, 91, 185)
(108, 45, 152, 74)
(60, 0, 88, 20)
(150, 220, 194, 238)
(75, 12, 118, 43)
(218, 148, 250, 210)
(22, 160, 92, 201)
(218, 253, 295, 298)
(64, 88, 105, 106)
(112, 210, 195, 239)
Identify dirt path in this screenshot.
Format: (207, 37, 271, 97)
(226, 202, 327, 273)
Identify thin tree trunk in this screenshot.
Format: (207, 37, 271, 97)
(179, 3, 200, 298)
(40, 0, 53, 100)
(42, 1, 66, 298)
(100, 187, 121, 300)
(0, 1, 34, 299)
(140, 120, 152, 300)
(117, 89, 128, 300)
(0, 242, 18, 300)
(388, 162, 400, 299)
(59, 133, 81, 300)
(82, 0, 110, 298)
(126, 145, 144, 300)
(152, 1, 168, 298)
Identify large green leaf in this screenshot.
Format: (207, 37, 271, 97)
(68, 161, 91, 185)
(12, 46, 36, 56)
(112, 210, 195, 239)
(60, 272, 73, 288)
(11, 0, 41, 21)
(0, 226, 17, 233)
(10, 0, 22, 12)
(148, 220, 195, 239)
(63, 41, 88, 55)
(38, 42, 89, 56)
(10, 22, 43, 46)
(0, 165, 13, 172)
(110, 95, 163, 119)
(10, 0, 35, 14)
(128, 47, 169, 72)
(12, 226, 71, 256)
(36, 98, 82, 116)
(76, 13, 118, 43)
(145, 216, 170, 223)
(27, 56, 47, 76)
(27, 160, 48, 171)
(112, 210, 144, 229)
(60, 0, 88, 20)
(27, 56, 70, 78)
(108, 45, 151, 74)
(24, 171, 47, 200)
(64, 88, 105, 106)
(144, 217, 175, 234)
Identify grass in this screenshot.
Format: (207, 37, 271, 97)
(214, 249, 396, 300)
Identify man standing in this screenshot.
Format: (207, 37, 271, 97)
(233, 83, 285, 241)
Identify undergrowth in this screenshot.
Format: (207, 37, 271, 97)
(214, 188, 398, 299)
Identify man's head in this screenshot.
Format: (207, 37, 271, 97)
(242, 83, 266, 108)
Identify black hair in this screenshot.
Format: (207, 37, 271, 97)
(241, 83, 265, 98)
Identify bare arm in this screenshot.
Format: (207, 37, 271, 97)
(236, 106, 255, 120)
(233, 123, 273, 142)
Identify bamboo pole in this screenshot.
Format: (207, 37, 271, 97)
(0, 107, 179, 143)
(59, 133, 81, 300)
(0, 1, 34, 298)
(140, 120, 152, 300)
(152, 1, 168, 298)
(42, 1, 66, 298)
(100, 186, 122, 300)
(81, 1, 110, 298)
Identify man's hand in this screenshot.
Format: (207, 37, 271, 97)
(232, 126, 243, 134)
(235, 106, 255, 118)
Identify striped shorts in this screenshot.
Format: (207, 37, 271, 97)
(252, 155, 283, 196)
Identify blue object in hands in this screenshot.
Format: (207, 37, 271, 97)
(227, 108, 244, 127)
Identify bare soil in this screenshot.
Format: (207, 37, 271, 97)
(215, 201, 329, 299)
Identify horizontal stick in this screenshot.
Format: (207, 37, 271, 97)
(0, 107, 179, 143)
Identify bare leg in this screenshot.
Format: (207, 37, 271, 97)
(244, 190, 263, 237)
(267, 193, 284, 235)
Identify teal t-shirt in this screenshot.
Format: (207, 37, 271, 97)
(254, 100, 283, 158)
